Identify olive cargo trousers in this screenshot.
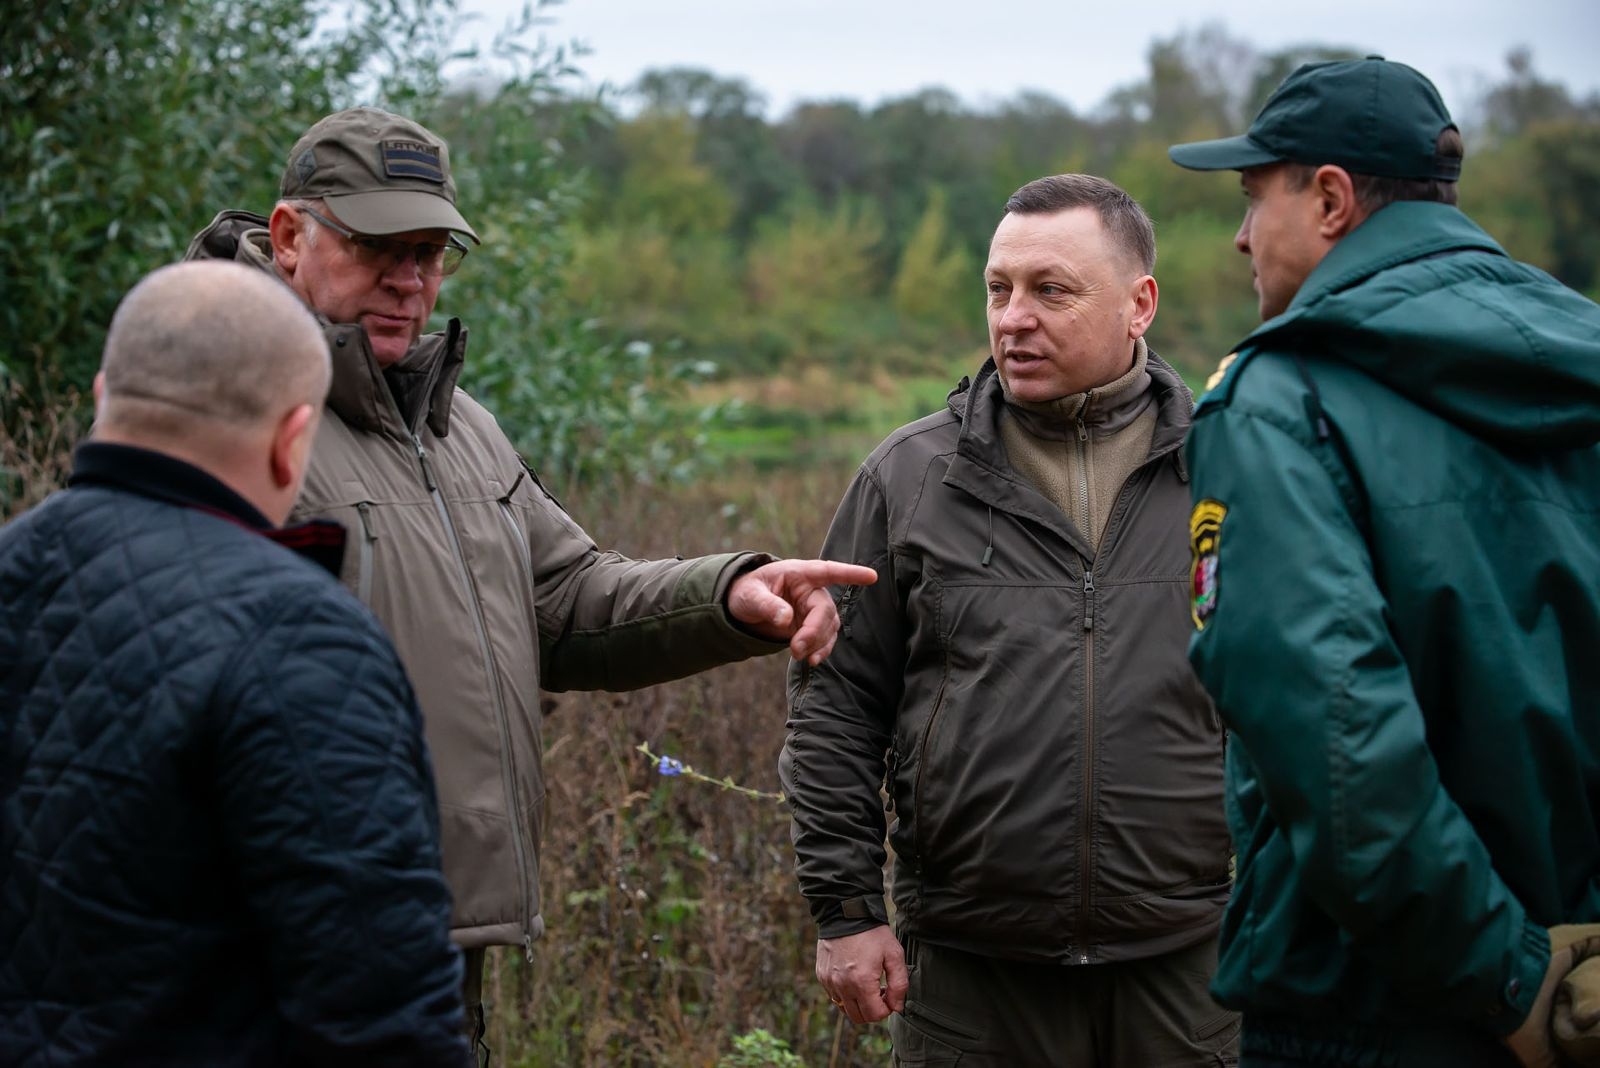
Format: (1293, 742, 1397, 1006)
(888, 932, 1238, 1067)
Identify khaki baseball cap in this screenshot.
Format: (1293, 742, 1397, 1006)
(280, 107, 479, 242)
(1169, 56, 1460, 182)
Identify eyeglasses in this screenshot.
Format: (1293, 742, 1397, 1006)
(297, 205, 468, 278)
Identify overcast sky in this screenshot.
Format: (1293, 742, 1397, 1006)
(454, 0, 1600, 121)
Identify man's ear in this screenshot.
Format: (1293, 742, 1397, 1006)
(1312, 165, 1364, 240)
(267, 203, 303, 274)
(1128, 274, 1159, 341)
(269, 402, 318, 491)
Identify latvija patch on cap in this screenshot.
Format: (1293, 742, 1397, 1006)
(1190, 499, 1226, 630)
(382, 140, 444, 183)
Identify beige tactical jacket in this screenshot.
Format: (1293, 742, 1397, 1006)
(188, 211, 779, 949)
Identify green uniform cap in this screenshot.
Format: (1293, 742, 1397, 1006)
(1168, 56, 1460, 182)
(281, 107, 479, 242)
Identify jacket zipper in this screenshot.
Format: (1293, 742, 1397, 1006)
(1078, 564, 1096, 964)
(354, 501, 377, 605)
(410, 430, 536, 953)
(1075, 413, 1090, 537)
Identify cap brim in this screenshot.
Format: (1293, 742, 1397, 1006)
(1168, 135, 1283, 172)
(325, 189, 480, 243)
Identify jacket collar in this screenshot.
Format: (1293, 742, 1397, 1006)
(323, 319, 466, 439)
(220, 220, 469, 440)
(68, 442, 347, 576)
(941, 350, 1193, 548)
(70, 442, 272, 528)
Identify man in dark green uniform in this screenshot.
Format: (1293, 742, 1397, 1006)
(1168, 57, 1600, 1067)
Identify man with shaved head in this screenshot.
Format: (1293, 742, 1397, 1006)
(0, 261, 471, 1066)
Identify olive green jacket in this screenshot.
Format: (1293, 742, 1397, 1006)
(188, 210, 780, 949)
(783, 353, 1230, 964)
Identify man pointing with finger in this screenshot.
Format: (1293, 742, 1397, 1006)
(188, 107, 875, 1059)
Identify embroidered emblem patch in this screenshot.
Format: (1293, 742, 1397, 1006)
(382, 140, 445, 183)
(1190, 499, 1227, 631)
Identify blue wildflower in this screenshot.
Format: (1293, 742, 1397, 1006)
(657, 755, 685, 776)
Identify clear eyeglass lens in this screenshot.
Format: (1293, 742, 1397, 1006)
(350, 236, 464, 277)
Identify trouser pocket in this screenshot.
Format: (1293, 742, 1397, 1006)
(891, 1010, 967, 1067)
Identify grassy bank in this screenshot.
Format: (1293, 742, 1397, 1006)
(689, 350, 985, 470)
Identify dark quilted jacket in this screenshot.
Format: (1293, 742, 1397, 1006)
(0, 444, 469, 1067)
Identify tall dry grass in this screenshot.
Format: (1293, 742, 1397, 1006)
(0, 385, 86, 521)
(490, 464, 895, 1067)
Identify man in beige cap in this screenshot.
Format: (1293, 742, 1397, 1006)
(188, 107, 875, 1061)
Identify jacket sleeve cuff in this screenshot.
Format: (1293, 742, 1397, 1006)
(812, 896, 890, 940)
(1484, 917, 1550, 1036)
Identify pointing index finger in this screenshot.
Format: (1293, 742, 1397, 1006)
(799, 561, 877, 587)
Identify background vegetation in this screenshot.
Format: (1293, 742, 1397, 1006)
(5, 0, 1600, 1063)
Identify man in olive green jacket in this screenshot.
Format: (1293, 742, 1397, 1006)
(782, 175, 1234, 1066)
(188, 107, 874, 1059)
(1170, 57, 1600, 1068)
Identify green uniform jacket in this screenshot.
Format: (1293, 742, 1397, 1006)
(1187, 201, 1600, 1039)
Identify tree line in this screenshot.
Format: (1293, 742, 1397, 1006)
(6, 0, 1598, 492)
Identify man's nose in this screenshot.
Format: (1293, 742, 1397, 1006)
(998, 296, 1036, 335)
(381, 250, 426, 292)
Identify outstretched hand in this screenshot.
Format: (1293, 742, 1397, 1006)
(726, 559, 877, 666)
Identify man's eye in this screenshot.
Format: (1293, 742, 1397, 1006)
(354, 236, 391, 254)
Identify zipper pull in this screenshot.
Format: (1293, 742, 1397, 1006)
(1082, 569, 1096, 631)
(355, 501, 378, 542)
(411, 433, 438, 492)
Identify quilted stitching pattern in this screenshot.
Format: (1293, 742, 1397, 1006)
(0, 483, 469, 1066)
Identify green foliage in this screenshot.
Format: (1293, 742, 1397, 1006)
(892, 188, 978, 338)
(613, 113, 735, 236)
(3, 0, 724, 491)
(421, 46, 729, 491)
(744, 198, 885, 361)
(1142, 213, 1259, 369)
(718, 1029, 806, 1068)
(1, 0, 435, 399)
